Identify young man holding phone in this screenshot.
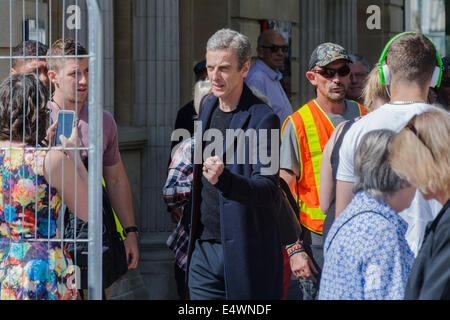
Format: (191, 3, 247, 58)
(46, 39, 139, 296)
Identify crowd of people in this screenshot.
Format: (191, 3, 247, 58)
(164, 29, 450, 300)
(0, 27, 448, 301)
(0, 39, 138, 300)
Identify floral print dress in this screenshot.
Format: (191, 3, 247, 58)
(0, 146, 77, 300)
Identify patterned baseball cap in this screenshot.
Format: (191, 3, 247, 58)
(309, 42, 351, 70)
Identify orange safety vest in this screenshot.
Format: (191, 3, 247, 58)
(281, 99, 367, 234)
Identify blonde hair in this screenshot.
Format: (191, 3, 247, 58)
(389, 108, 450, 196)
(362, 64, 389, 111)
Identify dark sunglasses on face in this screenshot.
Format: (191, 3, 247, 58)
(262, 45, 289, 53)
(312, 65, 351, 78)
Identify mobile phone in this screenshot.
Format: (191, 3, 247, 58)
(55, 110, 76, 146)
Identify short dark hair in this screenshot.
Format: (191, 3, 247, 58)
(12, 40, 48, 69)
(386, 33, 437, 87)
(47, 38, 88, 72)
(0, 74, 49, 145)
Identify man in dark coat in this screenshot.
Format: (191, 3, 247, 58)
(186, 28, 283, 300)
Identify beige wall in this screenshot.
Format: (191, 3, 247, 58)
(179, 0, 230, 107)
(356, 0, 406, 70)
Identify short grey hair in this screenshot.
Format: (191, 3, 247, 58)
(349, 53, 370, 73)
(206, 28, 251, 70)
(353, 129, 409, 202)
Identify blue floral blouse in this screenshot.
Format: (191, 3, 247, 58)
(319, 191, 415, 300)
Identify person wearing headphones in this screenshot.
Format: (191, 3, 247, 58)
(334, 32, 444, 256)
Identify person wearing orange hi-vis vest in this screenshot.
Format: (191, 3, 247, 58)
(280, 43, 367, 300)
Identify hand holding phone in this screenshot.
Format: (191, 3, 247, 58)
(55, 110, 76, 146)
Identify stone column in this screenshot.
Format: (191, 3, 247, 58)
(299, 0, 327, 104)
(298, 0, 357, 104)
(134, 0, 180, 299)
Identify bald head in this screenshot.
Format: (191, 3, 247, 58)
(257, 29, 288, 70)
(257, 30, 286, 47)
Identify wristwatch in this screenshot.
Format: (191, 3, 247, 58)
(123, 226, 139, 238)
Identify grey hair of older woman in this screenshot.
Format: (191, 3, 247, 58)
(206, 28, 251, 70)
(353, 129, 409, 201)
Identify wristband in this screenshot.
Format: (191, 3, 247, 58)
(123, 226, 139, 238)
(286, 241, 303, 257)
(288, 248, 305, 258)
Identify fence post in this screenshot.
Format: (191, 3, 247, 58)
(86, 0, 103, 300)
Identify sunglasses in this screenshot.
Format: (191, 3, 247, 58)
(312, 65, 351, 79)
(262, 45, 289, 53)
(405, 116, 436, 160)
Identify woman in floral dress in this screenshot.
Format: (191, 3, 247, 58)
(0, 74, 89, 300)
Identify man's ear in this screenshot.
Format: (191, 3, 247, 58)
(10, 68, 17, 75)
(256, 46, 264, 59)
(48, 70, 58, 86)
(241, 60, 250, 78)
(306, 71, 317, 86)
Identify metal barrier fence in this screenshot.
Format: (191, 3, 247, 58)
(0, 0, 103, 300)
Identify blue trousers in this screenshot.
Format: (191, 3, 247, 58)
(188, 239, 226, 300)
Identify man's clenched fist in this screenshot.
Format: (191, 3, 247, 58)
(203, 156, 224, 185)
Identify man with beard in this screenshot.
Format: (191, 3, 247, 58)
(279, 43, 367, 299)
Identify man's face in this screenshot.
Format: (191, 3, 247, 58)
(258, 33, 287, 70)
(206, 48, 249, 101)
(12, 59, 49, 89)
(347, 61, 368, 100)
(51, 58, 89, 106)
(308, 59, 351, 103)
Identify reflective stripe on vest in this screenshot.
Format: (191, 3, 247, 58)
(354, 100, 368, 116)
(288, 99, 367, 234)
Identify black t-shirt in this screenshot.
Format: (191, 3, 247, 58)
(198, 105, 235, 242)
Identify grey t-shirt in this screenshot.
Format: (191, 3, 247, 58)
(280, 100, 361, 178)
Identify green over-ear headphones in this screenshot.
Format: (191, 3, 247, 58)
(378, 31, 443, 87)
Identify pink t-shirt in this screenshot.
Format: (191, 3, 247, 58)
(49, 101, 121, 167)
